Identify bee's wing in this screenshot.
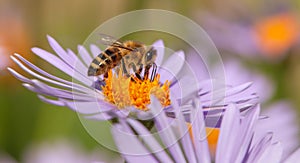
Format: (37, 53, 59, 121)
(98, 34, 122, 45)
(98, 34, 133, 51)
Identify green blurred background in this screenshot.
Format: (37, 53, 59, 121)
(0, 0, 300, 162)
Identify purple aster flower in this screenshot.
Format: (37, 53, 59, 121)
(211, 59, 299, 159)
(199, 11, 300, 60)
(112, 96, 300, 162)
(8, 35, 257, 122)
(254, 101, 300, 160)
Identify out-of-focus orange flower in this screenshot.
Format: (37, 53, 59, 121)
(253, 13, 299, 58)
(0, 13, 32, 82)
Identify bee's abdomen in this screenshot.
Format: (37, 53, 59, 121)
(87, 49, 121, 76)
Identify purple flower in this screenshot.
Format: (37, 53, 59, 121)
(8, 35, 256, 122)
(254, 101, 300, 160)
(199, 12, 300, 60)
(212, 59, 299, 159)
(112, 96, 300, 162)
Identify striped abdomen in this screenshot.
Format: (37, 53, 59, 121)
(87, 48, 122, 76)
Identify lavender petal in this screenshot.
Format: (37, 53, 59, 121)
(111, 122, 157, 163)
(256, 142, 282, 163)
(66, 49, 88, 74)
(47, 35, 78, 65)
(7, 68, 32, 84)
(84, 113, 113, 121)
(158, 50, 185, 83)
(216, 104, 240, 163)
(190, 98, 211, 163)
(11, 54, 93, 93)
(37, 95, 65, 106)
(13, 53, 92, 93)
(234, 105, 260, 162)
(126, 119, 173, 163)
(150, 96, 186, 162)
(246, 132, 273, 163)
(151, 39, 164, 67)
(90, 44, 101, 58)
(62, 100, 115, 114)
(78, 45, 93, 66)
(31, 47, 93, 86)
(284, 148, 300, 163)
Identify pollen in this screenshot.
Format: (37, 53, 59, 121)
(101, 70, 171, 111)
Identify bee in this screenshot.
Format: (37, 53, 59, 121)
(87, 35, 157, 81)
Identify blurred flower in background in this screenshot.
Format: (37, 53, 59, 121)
(199, 7, 299, 61)
(253, 12, 299, 58)
(0, 152, 17, 163)
(22, 139, 122, 163)
(0, 10, 32, 82)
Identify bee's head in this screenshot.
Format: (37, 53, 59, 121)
(144, 47, 157, 65)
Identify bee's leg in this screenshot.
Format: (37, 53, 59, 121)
(150, 63, 157, 82)
(143, 64, 152, 80)
(121, 58, 130, 78)
(133, 64, 143, 80)
(103, 72, 108, 78)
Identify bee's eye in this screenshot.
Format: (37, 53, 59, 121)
(146, 51, 153, 61)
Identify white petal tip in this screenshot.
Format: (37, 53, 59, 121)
(46, 34, 53, 40)
(175, 50, 185, 59)
(152, 39, 164, 47)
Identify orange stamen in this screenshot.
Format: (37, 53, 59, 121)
(102, 70, 171, 111)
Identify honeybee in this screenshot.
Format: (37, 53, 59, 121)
(87, 35, 157, 81)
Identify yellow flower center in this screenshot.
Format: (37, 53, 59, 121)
(101, 70, 171, 111)
(187, 123, 220, 157)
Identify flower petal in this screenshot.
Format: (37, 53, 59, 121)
(256, 142, 282, 163)
(127, 119, 173, 163)
(11, 54, 92, 93)
(63, 100, 114, 114)
(190, 98, 211, 163)
(150, 96, 186, 162)
(158, 50, 185, 83)
(47, 35, 77, 65)
(216, 104, 240, 163)
(151, 39, 164, 67)
(83, 113, 112, 121)
(246, 132, 273, 163)
(90, 44, 101, 58)
(168, 96, 199, 163)
(284, 148, 300, 163)
(111, 122, 157, 163)
(31, 47, 93, 86)
(170, 75, 200, 105)
(66, 48, 88, 73)
(254, 101, 300, 160)
(37, 95, 65, 106)
(234, 105, 260, 162)
(78, 45, 93, 66)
